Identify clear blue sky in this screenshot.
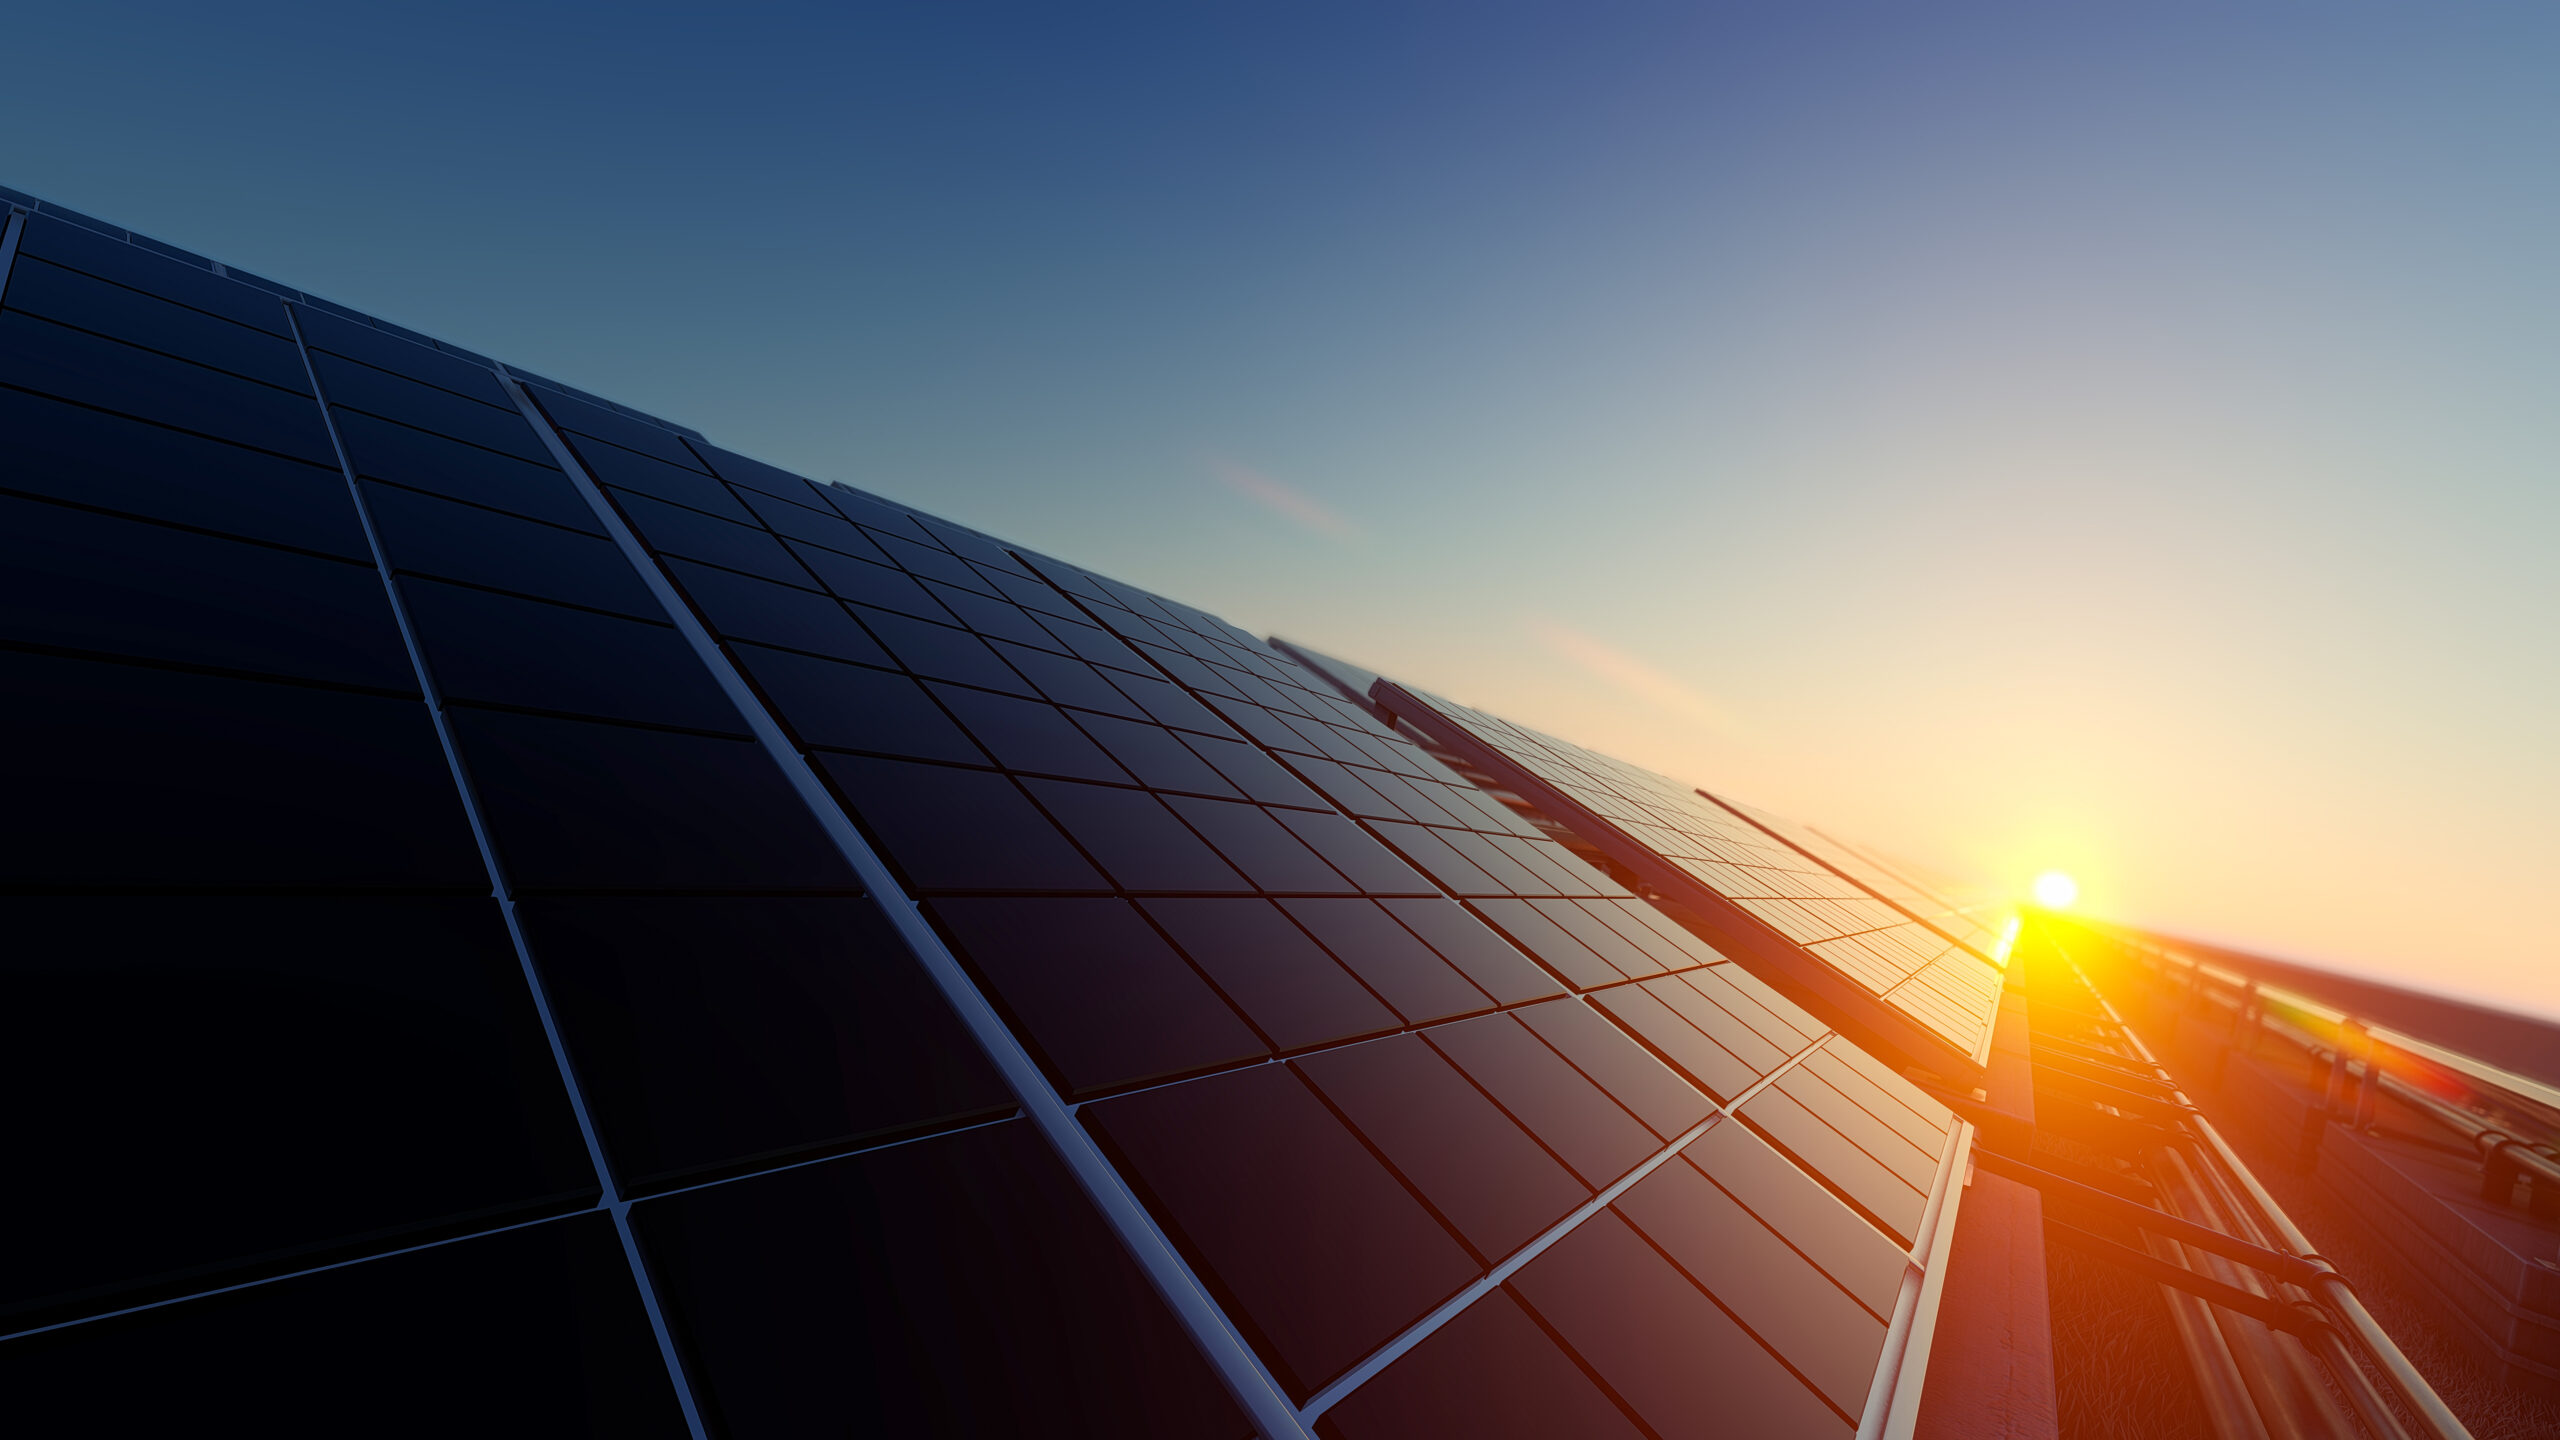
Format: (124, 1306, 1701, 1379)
(9, 3, 2557, 1013)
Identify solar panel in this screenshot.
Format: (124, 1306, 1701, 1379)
(1371, 683, 2005, 1081)
(0, 194, 1974, 1439)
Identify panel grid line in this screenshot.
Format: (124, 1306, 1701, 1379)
(1294, 1023, 1843, 1423)
(0, 208, 27, 307)
(284, 304, 715, 1440)
(500, 375, 1312, 1440)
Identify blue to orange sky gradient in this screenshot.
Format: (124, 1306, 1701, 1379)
(7, 4, 2555, 1016)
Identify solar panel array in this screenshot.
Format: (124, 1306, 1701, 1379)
(1376, 691, 2006, 1065)
(0, 190, 1967, 1439)
(1702, 793, 2011, 1049)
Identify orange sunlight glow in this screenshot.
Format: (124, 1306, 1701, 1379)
(2032, 871, 2080, 910)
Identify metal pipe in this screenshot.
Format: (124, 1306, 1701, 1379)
(2069, 955, 2476, 1440)
(2352, 1025, 2384, 1132)
(2149, 943, 2560, 1204)
(1971, 1148, 2323, 1288)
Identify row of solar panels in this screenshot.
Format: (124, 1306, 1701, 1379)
(0, 199, 2000, 1437)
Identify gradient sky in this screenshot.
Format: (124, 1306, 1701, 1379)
(8, 3, 2556, 1015)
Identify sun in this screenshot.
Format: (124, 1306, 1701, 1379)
(2031, 871, 2080, 910)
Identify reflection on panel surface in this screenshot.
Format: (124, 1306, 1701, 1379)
(0, 189, 1972, 1438)
(1374, 685, 2003, 1071)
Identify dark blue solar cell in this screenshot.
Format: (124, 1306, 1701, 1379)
(922, 582, 1059, 649)
(664, 559, 891, 667)
(793, 545, 952, 618)
(1272, 809, 1434, 893)
(105, 232, 210, 269)
(14, 214, 288, 334)
(0, 386, 367, 556)
(0, 311, 335, 463)
(519, 896, 1011, 1190)
(1423, 1012, 1660, 1188)
(572, 438, 757, 523)
(817, 483, 932, 538)
(311, 352, 548, 461)
(855, 605, 1036, 693)
(0, 1213, 690, 1439)
(933, 687, 1129, 783)
(1319, 1289, 1644, 1440)
(733, 645, 983, 762)
(869, 530, 985, 592)
(1281, 899, 1490, 1025)
(1326, 764, 1425, 821)
(0, 494, 413, 690)
(931, 897, 1265, 1094)
(1075, 713, 1242, 796)
(982, 566, 1083, 618)
(1682, 1121, 1906, 1319)
(453, 710, 857, 892)
(1083, 1064, 1480, 1401)
(0, 652, 484, 889)
(534, 387, 706, 471)
(1298, 1034, 1586, 1262)
(1139, 643, 1237, 699)
(1183, 732, 1331, 807)
(400, 580, 746, 733)
(915, 516, 1027, 575)
(1141, 897, 1399, 1052)
(1511, 1211, 1849, 1438)
(1021, 779, 1252, 892)
(361, 481, 663, 618)
(738, 489, 880, 556)
(1513, 998, 1714, 1140)
(632, 1122, 1250, 1439)
(819, 755, 1107, 893)
(5, 257, 308, 389)
(614, 490, 808, 585)
(1614, 1143, 1887, 1415)
(0, 895, 594, 1324)
(692, 442, 833, 510)
(1111, 670, 1233, 731)
(1206, 696, 1311, 753)
(1167, 797, 1355, 893)
(1042, 615, 1149, 669)
(330, 409, 601, 532)
(989, 643, 1152, 719)
(295, 307, 509, 405)
(1379, 898, 1565, 1006)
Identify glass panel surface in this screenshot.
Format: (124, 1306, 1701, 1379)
(1083, 1064, 1480, 1401)
(632, 1123, 1249, 1439)
(0, 1214, 689, 1437)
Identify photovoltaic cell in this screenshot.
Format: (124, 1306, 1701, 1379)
(631, 1122, 1251, 1439)
(0, 1214, 692, 1438)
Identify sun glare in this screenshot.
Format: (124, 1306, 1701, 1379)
(2032, 871, 2080, 910)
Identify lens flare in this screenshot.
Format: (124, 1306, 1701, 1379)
(2032, 871, 2080, 909)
